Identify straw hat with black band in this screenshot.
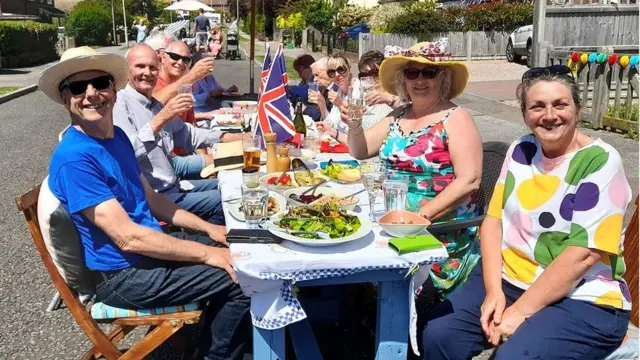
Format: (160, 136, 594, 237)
(378, 39, 469, 100)
(38, 46, 129, 104)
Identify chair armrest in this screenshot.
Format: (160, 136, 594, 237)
(427, 215, 485, 234)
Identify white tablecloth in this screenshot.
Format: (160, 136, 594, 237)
(220, 153, 448, 354)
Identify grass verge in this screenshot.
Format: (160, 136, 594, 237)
(255, 55, 300, 81)
(0, 86, 22, 96)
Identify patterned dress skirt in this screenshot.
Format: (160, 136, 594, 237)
(379, 107, 480, 300)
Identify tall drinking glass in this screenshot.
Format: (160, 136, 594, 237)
(360, 160, 385, 221)
(383, 175, 408, 212)
(303, 132, 319, 159)
(346, 94, 364, 126)
(241, 183, 268, 229)
(360, 76, 375, 101)
(243, 133, 262, 170)
(177, 83, 193, 95)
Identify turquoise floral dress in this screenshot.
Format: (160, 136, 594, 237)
(379, 106, 480, 300)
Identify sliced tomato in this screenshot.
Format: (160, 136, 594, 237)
(278, 174, 292, 186)
(267, 177, 278, 185)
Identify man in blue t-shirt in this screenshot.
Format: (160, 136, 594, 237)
(39, 46, 249, 360)
(194, 8, 210, 52)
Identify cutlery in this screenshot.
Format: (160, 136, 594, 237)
(344, 188, 366, 199)
(300, 179, 327, 196)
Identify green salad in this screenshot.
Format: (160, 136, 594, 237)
(275, 204, 361, 239)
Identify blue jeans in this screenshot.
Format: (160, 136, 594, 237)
(163, 179, 225, 225)
(95, 233, 250, 360)
(172, 154, 205, 180)
(422, 265, 629, 360)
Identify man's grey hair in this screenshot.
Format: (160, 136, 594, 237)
(145, 31, 177, 51)
(311, 56, 329, 71)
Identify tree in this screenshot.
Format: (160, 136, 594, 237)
(66, 1, 112, 45)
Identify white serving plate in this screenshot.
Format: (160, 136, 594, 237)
(228, 192, 288, 221)
(268, 211, 372, 247)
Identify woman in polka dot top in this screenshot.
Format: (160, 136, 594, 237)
(420, 66, 632, 360)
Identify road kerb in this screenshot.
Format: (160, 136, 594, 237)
(0, 84, 38, 105)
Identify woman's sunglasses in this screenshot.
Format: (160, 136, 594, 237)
(403, 67, 440, 80)
(327, 66, 348, 78)
(165, 51, 192, 64)
(522, 65, 574, 81)
(358, 69, 379, 79)
(59, 75, 114, 95)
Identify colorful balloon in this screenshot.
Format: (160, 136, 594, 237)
(596, 53, 607, 64)
(571, 52, 580, 62)
(580, 53, 588, 64)
(630, 55, 639, 67)
(567, 59, 574, 68)
(620, 55, 630, 67)
(588, 53, 597, 63)
(608, 54, 619, 66)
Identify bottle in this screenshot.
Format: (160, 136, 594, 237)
(276, 146, 291, 172)
(264, 132, 278, 174)
(293, 102, 306, 137)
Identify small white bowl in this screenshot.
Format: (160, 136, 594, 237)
(283, 186, 359, 211)
(377, 210, 431, 238)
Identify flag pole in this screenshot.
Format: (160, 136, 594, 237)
(249, 0, 256, 95)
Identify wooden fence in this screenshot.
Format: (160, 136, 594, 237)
(358, 32, 510, 60)
(547, 46, 639, 132)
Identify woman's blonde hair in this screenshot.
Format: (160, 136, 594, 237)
(327, 54, 350, 72)
(394, 64, 452, 103)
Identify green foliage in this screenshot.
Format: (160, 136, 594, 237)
(383, 1, 533, 36)
(242, 13, 267, 35)
(276, 12, 306, 31)
(153, 0, 173, 25)
(304, 0, 338, 32)
(335, 5, 374, 29)
(607, 103, 639, 122)
(0, 21, 58, 58)
(65, 2, 113, 45)
(368, 3, 405, 33)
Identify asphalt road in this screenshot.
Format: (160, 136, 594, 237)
(0, 57, 637, 359)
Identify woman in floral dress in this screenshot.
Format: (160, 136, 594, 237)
(347, 40, 483, 300)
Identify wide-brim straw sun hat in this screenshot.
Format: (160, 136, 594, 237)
(379, 39, 469, 100)
(38, 46, 129, 104)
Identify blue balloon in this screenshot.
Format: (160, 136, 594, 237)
(588, 53, 597, 63)
(630, 55, 639, 66)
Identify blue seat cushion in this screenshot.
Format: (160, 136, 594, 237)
(90, 301, 200, 319)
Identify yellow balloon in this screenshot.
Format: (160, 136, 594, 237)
(567, 58, 573, 67)
(620, 55, 630, 67)
(580, 53, 588, 64)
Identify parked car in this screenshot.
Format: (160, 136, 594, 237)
(507, 24, 532, 67)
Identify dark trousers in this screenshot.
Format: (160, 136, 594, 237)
(422, 265, 629, 360)
(95, 232, 250, 360)
(163, 179, 225, 226)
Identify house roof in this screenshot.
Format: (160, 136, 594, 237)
(39, 6, 66, 16)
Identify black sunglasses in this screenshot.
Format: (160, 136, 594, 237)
(403, 67, 440, 80)
(522, 65, 574, 81)
(358, 69, 379, 79)
(59, 75, 114, 95)
(327, 66, 348, 78)
(165, 51, 192, 64)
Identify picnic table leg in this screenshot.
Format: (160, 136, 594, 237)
(375, 280, 410, 360)
(253, 326, 286, 360)
(289, 319, 323, 360)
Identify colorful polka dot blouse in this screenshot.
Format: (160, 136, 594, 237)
(487, 135, 633, 310)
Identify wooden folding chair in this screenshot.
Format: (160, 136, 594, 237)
(16, 185, 203, 360)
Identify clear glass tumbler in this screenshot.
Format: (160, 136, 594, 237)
(241, 183, 268, 229)
(383, 175, 408, 212)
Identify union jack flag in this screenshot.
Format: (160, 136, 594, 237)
(274, 44, 288, 85)
(259, 45, 271, 96)
(253, 47, 297, 147)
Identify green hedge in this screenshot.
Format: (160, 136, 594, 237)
(65, 2, 113, 46)
(0, 21, 58, 62)
(386, 1, 533, 36)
